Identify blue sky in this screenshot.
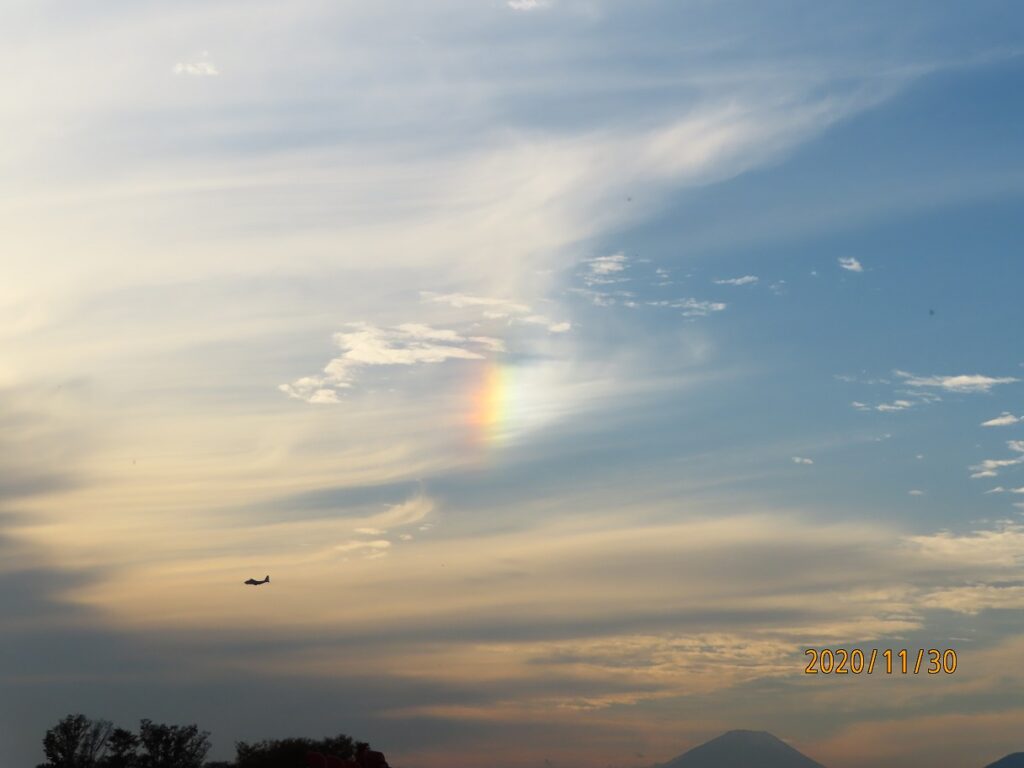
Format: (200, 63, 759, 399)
(2, 3, 1024, 768)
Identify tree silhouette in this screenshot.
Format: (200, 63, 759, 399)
(234, 733, 360, 768)
(97, 728, 139, 768)
(136, 719, 211, 768)
(39, 714, 114, 768)
(39, 715, 379, 768)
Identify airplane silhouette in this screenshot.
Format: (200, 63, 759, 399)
(244, 575, 270, 585)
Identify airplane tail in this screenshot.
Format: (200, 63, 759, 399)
(266, 575, 270, 583)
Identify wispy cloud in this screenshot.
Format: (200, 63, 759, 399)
(508, 0, 545, 9)
(713, 275, 759, 286)
(853, 399, 914, 412)
(970, 453, 1024, 479)
(792, 456, 814, 465)
(674, 298, 727, 317)
(838, 257, 864, 272)
(894, 370, 1020, 393)
(421, 292, 570, 333)
(334, 539, 391, 560)
(421, 293, 531, 315)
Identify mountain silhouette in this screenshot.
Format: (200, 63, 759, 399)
(658, 730, 827, 768)
(985, 755, 1024, 768)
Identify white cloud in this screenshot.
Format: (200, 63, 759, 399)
(587, 254, 628, 275)
(307, 388, 340, 405)
(1009, 440, 1024, 453)
(851, 399, 913, 412)
(792, 456, 814, 465)
(982, 412, 1021, 427)
(673, 298, 727, 317)
(421, 292, 570, 333)
(172, 53, 219, 77)
(582, 254, 630, 287)
(508, 0, 545, 9)
(977, 460, 1022, 477)
(969, 456, 1024, 479)
(894, 370, 1020, 393)
(875, 399, 914, 412)
(838, 257, 863, 272)
(713, 275, 759, 286)
(421, 293, 530, 316)
(908, 490, 924, 496)
(280, 322, 497, 403)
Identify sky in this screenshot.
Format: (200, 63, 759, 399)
(2, 1, 1024, 767)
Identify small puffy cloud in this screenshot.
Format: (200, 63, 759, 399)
(838, 257, 863, 272)
(522, 315, 571, 333)
(908, 490, 925, 496)
(875, 399, 914, 412)
(982, 412, 1021, 427)
(508, 0, 545, 9)
(713, 276, 758, 286)
(588, 254, 628, 275)
(583, 254, 629, 285)
(173, 52, 219, 77)
(894, 370, 1019, 393)
(1009, 440, 1024, 453)
(792, 456, 814, 465)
